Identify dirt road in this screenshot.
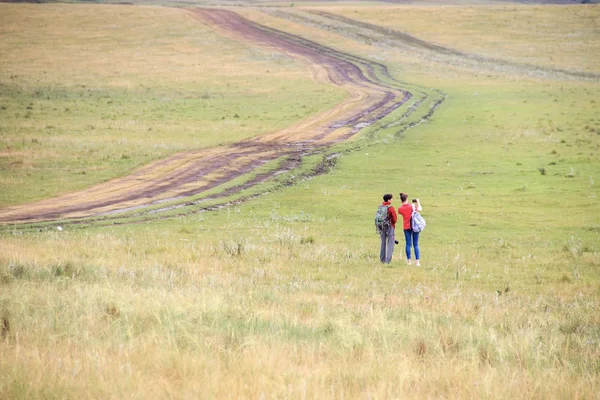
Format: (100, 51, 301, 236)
(0, 9, 412, 225)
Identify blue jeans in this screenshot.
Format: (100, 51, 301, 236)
(403, 229, 420, 260)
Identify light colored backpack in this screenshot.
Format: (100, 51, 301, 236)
(411, 206, 426, 233)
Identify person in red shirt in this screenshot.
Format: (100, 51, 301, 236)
(397, 192, 422, 266)
(379, 193, 398, 264)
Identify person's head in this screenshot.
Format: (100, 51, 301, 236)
(383, 193, 393, 202)
(400, 192, 408, 202)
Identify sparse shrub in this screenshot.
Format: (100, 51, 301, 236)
(559, 320, 582, 334)
(415, 339, 427, 357)
(9, 263, 27, 280)
(563, 237, 583, 257)
(300, 236, 315, 244)
(291, 211, 310, 222)
(51, 262, 80, 278)
(104, 304, 121, 318)
(51, 263, 65, 277)
(479, 344, 493, 366)
(1, 312, 10, 339)
(316, 153, 339, 174)
(497, 237, 511, 249)
(440, 335, 460, 354)
(221, 239, 245, 257)
(0, 271, 12, 285)
(537, 166, 546, 175)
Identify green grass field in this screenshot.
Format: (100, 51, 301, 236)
(0, 4, 345, 207)
(1, 2, 599, 398)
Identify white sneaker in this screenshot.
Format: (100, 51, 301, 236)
(415, 260, 421, 267)
(407, 259, 412, 265)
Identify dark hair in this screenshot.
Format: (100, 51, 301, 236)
(412, 199, 417, 203)
(400, 193, 408, 202)
(383, 193, 393, 202)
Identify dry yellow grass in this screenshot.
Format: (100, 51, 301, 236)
(1, 224, 599, 398)
(0, 4, 313, 87)
(328, 4, 600, 74)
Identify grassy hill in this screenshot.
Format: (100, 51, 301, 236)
(1, 2, 599, 398)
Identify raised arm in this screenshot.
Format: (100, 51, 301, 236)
(414, 199, 423, 212)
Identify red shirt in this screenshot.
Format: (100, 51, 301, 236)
(382, 201, 398, 229)
(398, 203, 414, 230)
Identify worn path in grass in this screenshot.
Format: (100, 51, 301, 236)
(268, 9, 600, 81)
(0, 8, 412, 224)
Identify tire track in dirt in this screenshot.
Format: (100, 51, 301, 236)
(277, 9, 600, 81)
(0, 8, 415, 225)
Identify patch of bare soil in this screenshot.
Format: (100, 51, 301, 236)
(0, 8, 413, 225)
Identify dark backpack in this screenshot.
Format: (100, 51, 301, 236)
(374, 204, 391, 233)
